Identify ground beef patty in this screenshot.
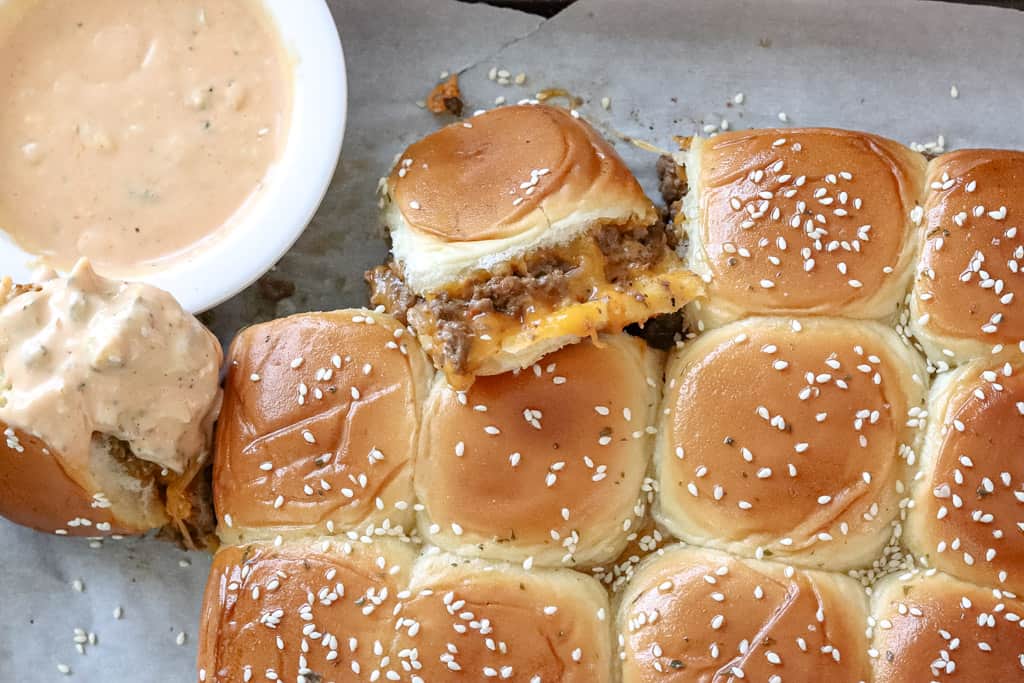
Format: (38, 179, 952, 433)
(595, 220, 675, 283)
(657, 154, 688, 219)
(366, 263, 416, 325)
(366, 223, 676, 372)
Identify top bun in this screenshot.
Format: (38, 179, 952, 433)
(680, 127, 926, 328)
(911, 149, 1024, 365)
(384, 104, 657, 294)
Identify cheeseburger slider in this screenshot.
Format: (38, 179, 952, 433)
(0, 260, 222, 546)
(368, 104, 699, 385)
(213, 309, 431, 545)
(617, 545, 872, 682)
(661, 127, 926, 329)
(910, 149, 1024, 366)
(389, 549, 613, 682)
(870, 570, 1024, 682)
(415, 333, 660, 568)
(906, 355, 1024, 595)
(200, 542, 612, 683)
(656, 316, 927, 570)
(198, 538, 417, 683)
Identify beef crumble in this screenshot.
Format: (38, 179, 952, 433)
(595, 220, 675, 283)
(366, 262, 416, 325)
(626, 310, 687, 350)
(367, 223, 677, 372)
(101, 433, 217, 550)
(657, 153, 689, 223)
(657, 155, 686, 205)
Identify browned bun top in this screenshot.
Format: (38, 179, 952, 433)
(388, 104, 651, 242)
(916, 149, 1024, 344)
(915, 359, 1024, 592)
(871, 571, 1024, 682)
(0, 424, 137, 536)
(415, 335, 657, 563)
(696, 127, 924, 313)
(213, 310, 428, 537)
(618, 545, 871, 682)
(659, 317, 923, 564)
(389, 552, 612, 682)
(197, 539, 413, 682)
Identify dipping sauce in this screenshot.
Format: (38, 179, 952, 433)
(0, 0, 291, 276)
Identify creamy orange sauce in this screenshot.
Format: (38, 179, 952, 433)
(0, 0, 291, 275)
(0, 259, 223, 476)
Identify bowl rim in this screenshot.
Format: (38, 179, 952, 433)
(0, 0, 348, 313)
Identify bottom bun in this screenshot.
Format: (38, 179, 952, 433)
(0, 423, 215, 547)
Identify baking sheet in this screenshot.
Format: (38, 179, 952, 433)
(4, 0, 1024, 679)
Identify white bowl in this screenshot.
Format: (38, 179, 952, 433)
(0, 0, 347, 313)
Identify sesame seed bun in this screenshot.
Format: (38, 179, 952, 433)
(197, 537, 417, 683)
(870, 570, 1024, 682)
(906, 356, 1024, 594)
(655, 317, 927, 570)
(616, 544, 872, 682)
(910, 149, 1024, 365)
(213, 310, 432, 545)
(679, 128, 926, 330)
(414, 334, 660, 568)
(385, 104, 657, 295)
(389, 548, 613, 682)
(370, 104, 700, 384)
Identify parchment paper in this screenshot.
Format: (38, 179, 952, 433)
(4, 0, 1024, 680)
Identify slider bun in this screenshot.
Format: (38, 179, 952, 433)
(389, 548, 613, 682)
(870, 570, 1024, 682)
(0, 427, 166, 536)
(197, 537, 416, 683)
(616, 544, 872, 682)
(385, 104, 658, 294)
(911, 149, 1024, 365)
(681, 128, 926, 329)
(655, 317, 927, 570)
(415, 334, 661, 567)
(214, 310, 432, 544)
(906, 357, 1024, 594)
